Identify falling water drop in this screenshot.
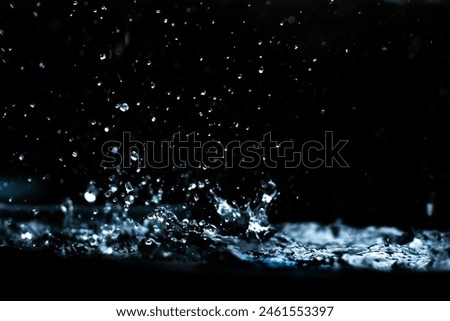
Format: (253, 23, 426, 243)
(125, 182, 134, 193)
(124, 195, 135, 205)
(84, 183, 98, 203)
(115, 103, 129, 112)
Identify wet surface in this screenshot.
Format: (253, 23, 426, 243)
(2, 192, 450, 272)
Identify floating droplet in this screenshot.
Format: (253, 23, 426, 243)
(125, 181, 134, 193)
(426, 202, 434, 217)
(124, 194, 135, 205)
(84, 183, 98, 203)
(21, 232, 33, 240)
(130, 151, 139, 161)
(115, 102, 129, 112)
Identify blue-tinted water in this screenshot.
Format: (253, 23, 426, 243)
(1, 180, 450, 271)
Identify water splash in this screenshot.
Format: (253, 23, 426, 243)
(1, 180, 450, 271)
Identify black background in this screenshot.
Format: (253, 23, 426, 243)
(2, 0, 450, 230)
(2, 0, 450, 301)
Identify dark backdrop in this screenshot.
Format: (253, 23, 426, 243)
(1, 0, 450, 230)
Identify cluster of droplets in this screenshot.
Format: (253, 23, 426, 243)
(6, 177, 277, 260)
(3, 177, 450, 270)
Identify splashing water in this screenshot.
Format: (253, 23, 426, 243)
(1, 179, 450, 271)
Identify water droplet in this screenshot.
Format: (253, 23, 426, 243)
(203, 224, 217, 238)
(426, 202, 434, 217)
(101, 224, 115, 235)
(60, 198, 74, 215)
(124, 194, 135, 205)
(262, 193, 273, 203)
(151, 188, 163, 204)
(258, 66, 264, 74)
(125, 181, 134, 193)
(101, 247, 113, 255)
(115, 103, 129, 112)
(84, 192, 96, 203)
(130, 151, 139, 161)
(84, 183, 98, 203)
(18, 154, 24, 161)
(21, 232, 33, 240)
